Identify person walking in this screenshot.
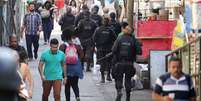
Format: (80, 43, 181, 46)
(18, 50, 34, 101)
(112, 22, 137, 101)
(21, 2, 42, 60)
(8, 35, 33, 101)
(152, 56, 196, 101)
(59, 30, 84, 101)
(76, 11, 97, 71)
(90, 5, 102, 27)
(39, 1, 54, 44)
(59, 6, 75, 41)
(38, 38, 67, 101)
(8, 35, 28, 62)
(109, 12, 121, 36)
(69, 0, 79, 16)
(74, 4, 89, 26)
(93, 17, 116, 83)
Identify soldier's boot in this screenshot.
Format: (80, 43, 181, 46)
(115, 89, 122, 101)
(86, 62, 91, 72)
(126, 92, 131, 101)
(106, 71, 112, 81)
(100, 72, 105, 83)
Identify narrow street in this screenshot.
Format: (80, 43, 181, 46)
(1, 0, 200, 100)
(23, 22, 152, 101)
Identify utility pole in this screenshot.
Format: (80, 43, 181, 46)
(135, 0, 140, 35)
(127, 0, 134, 27)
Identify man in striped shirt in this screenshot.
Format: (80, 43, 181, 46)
(152, 56, 196, 101)
(21, 2, 42, 60)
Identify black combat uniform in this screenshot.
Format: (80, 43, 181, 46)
(76, 11, 97, 71)
(93, 25, 116, 83)
(112, 34, 137, 101)
(59, 11, 75, 41)
(110, 19, 121, 36)
(90, 14, 102, 27)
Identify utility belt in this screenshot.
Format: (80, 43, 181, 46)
(81, 38, 93, 46)
(116, 61, 133, 66)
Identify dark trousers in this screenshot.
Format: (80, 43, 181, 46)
(43, 30, 52, 43)
(81, 43, 93, 70)
(97, 49, 112, 73)
(43, 23, 52, 43)
(115, 75, 132, 94)
(42, 18, 53, 43)
(65, 76, 79, 101)
(112, 63, 135, 94)
(42, 80, 62, 101)
(25, 35, 39, 59)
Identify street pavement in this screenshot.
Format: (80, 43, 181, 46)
(22, 21, 152, 101)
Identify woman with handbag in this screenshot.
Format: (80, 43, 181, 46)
(39, 1, 55, 44)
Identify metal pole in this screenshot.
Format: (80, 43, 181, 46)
(127, 0, 134, 27)
(0, 1, 5, 46)
(135, 0, 139, 36)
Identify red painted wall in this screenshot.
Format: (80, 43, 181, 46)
(136, 21, 177, 59)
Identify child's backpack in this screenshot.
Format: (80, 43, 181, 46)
(65, 44, 78, 64)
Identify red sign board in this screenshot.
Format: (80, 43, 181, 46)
(135, 21, 177, 59)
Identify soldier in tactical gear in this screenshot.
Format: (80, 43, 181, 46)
(90, 5, 102, 27)
(112, 22, 137, 101)
(93, 17, 117, 83)
(74, 4, 89, 26)
(109, 12, 121, 36)
(0, 47, 21, 101)
(76, 11, 98, 71)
